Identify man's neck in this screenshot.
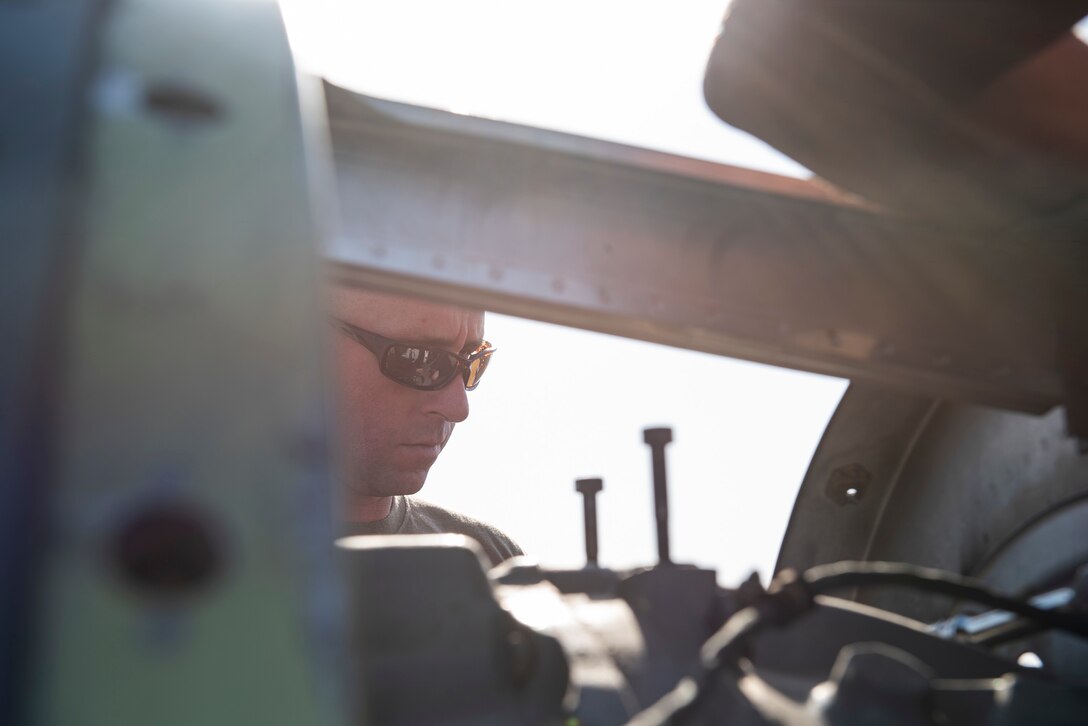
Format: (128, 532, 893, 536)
(342, 494, 395, 523)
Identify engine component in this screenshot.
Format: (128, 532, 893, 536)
(337, 535, 569, 725)
(343, 427, 1088, 725)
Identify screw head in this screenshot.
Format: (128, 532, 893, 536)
(575, 478, 603, 495)
(826, 463, 871, 506)
(643, 427, 673, 446)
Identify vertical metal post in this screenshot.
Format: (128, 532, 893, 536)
(575, 478, 603, 566)
(643, 427, 673, 565)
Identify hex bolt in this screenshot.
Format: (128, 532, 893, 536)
(643, 427, 674, 566)
(575, 478, 603, 566)
(826, 463, 871, 506)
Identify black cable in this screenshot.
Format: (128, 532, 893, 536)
(625, 560, 1088, 725)
(631, 580, 815, 725)
(801, 561, 1088, 640)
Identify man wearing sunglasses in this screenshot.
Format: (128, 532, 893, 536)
(327, 285, 522, 567)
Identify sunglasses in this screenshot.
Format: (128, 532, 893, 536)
(331, 318, 495, 391)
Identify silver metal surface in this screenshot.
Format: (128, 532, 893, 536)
(858, 404, 1088, 623)
(325, 82, 1060, 414)
(777, 383, 1088, 624)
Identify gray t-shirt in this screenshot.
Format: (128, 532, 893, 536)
(343, 495, 523, 567)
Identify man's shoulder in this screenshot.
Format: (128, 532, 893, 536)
(403, 497, 524, 566)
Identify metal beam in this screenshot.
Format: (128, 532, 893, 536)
(324, 83, 1061, 414)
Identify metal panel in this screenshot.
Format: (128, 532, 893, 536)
(775, 383, 938, 575)
(859, 403, 1088, 623)
(777, 383, 1088, 622)
(325, 83, 1061, 415)
(24, 2, 347, 725)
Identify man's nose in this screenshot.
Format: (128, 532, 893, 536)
(425, 377, 470, 423)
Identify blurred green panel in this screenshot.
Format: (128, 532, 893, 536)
(28, 1, 347, 724)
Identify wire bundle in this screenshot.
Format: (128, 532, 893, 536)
(628, 560, 1088, 725)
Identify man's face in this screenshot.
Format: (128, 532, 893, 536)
(327, 286, 485, 498)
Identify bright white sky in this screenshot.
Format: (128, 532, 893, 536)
(280, 0, 848, 585)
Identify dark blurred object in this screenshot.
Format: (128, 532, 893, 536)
(338, 535, 569, 725)
(705, 0, 1088, 226)
(704, 0, 1088, 438)
(0, 1, 104, 721)
(0, 1, 345, 724)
